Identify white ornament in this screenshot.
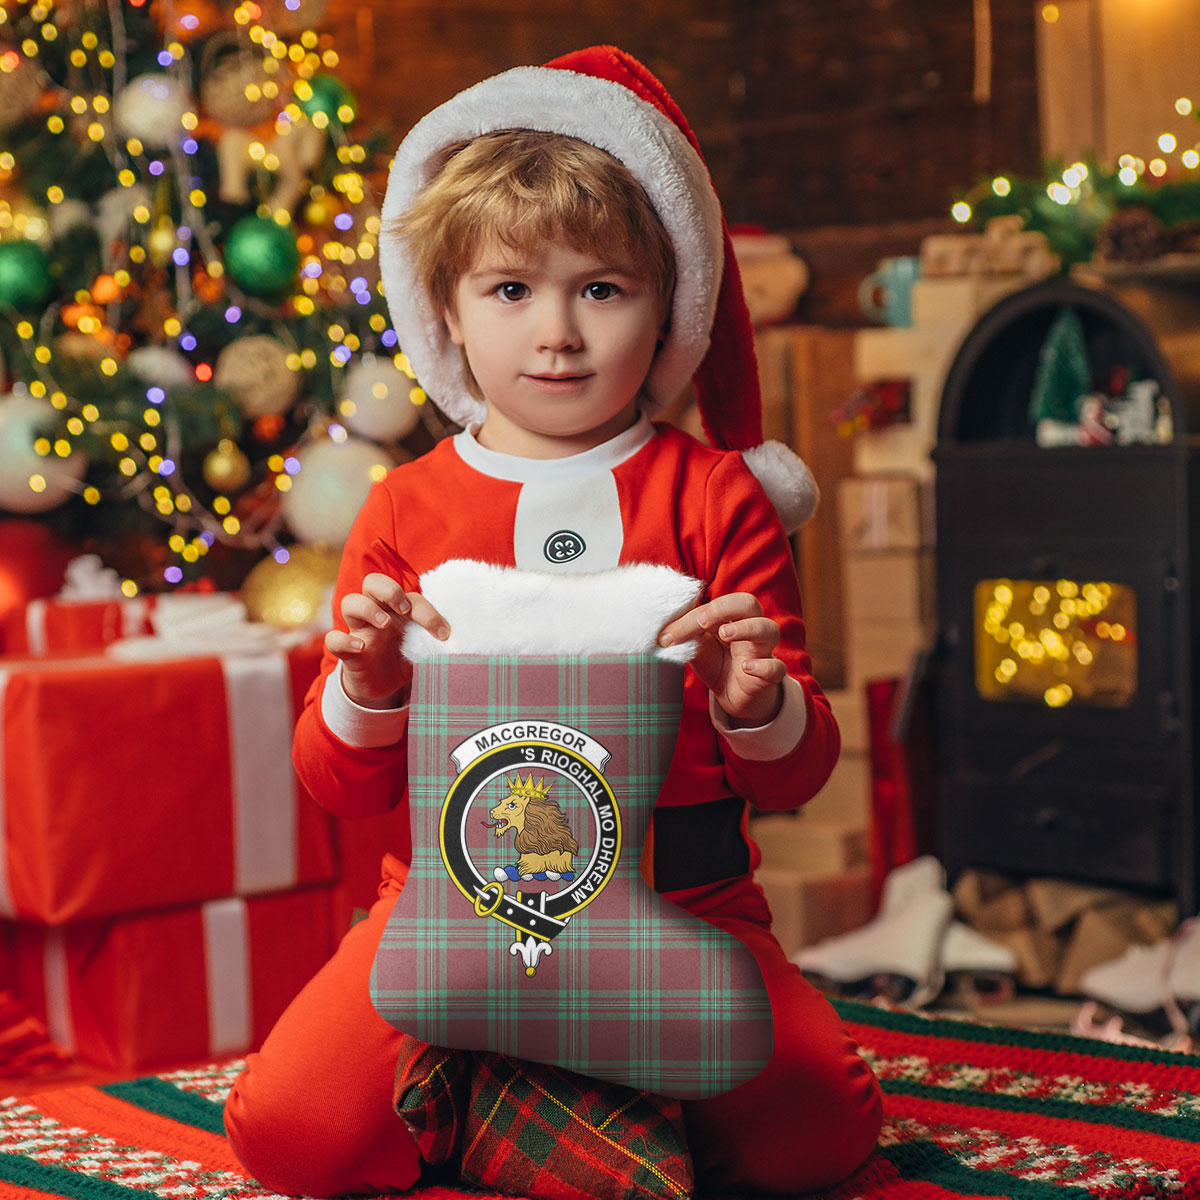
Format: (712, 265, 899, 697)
(113, 74, 192, 148)
(0, 389, 86, 514)
(214, 334, 301, 418)
(338, 354, 421, 442)
(281, 434, 393, 545)
(127, 345, 195, 388)
(48, 199, 94, 240)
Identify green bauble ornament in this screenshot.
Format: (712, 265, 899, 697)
(224, 215, 301, 296)
(0, 241, 53, 311)
(296, 74, 356, 128)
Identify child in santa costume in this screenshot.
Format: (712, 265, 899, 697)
(224, 46, 882, 1196)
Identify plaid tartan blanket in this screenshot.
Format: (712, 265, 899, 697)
(371, 654, 772, 1099)
(5, 1001, 1200, 1199)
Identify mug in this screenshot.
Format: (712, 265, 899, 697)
(858, 255, 922, 326)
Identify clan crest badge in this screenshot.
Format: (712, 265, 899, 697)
(439, 719, 621, 976)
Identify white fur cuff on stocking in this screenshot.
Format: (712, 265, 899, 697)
(401, 560, 702, 663)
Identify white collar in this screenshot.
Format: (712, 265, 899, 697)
(451, 411, 654, 483)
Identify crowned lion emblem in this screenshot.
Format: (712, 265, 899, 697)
(484, 774, 579, 881)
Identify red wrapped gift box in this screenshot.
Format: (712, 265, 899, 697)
(0, 642, 337, 923)
(4, 597, 156, 655)
(11, 886, 338, 1071)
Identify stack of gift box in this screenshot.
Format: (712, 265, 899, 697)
(837, 474, 935, 702)
(754, 228, 1062, 948)
(0, 592, 408, 1073)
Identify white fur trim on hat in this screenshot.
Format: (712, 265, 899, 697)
(742, 441, 819, 533)
(379, 65, 725, 430)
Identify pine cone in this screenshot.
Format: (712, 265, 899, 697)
(1095, 206, 1167, 263)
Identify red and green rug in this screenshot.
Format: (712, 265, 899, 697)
(1, 998, 1200, 1200)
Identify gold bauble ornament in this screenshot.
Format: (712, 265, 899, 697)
(241, 543, 340, 628)
(202, 438, 252, 491)
(215, 334, 301, 418)
(200, 43, 278, 127)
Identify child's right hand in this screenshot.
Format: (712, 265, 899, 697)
(324, 573, 450, 709)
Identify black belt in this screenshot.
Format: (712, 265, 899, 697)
(651, 796, 750, 892)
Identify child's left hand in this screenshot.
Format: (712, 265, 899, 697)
(658, 592, 786, 727)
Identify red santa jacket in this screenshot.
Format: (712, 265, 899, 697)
(293, 417, 839, 890)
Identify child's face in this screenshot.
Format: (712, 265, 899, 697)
(443, 238, 663, 457)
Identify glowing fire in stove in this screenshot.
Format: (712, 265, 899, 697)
(975, 578, 1137, 707)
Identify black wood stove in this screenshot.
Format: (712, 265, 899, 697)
(933, 276, 1200, 913)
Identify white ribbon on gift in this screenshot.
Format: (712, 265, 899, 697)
(221, 653, 299, 896)
(23, 601, 49, 656)
(42, 927, 74, 1054)
(40, 896, 254, 1059)
(202, 896, 253, 1055)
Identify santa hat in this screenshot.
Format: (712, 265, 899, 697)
(378, 45, 818, 530)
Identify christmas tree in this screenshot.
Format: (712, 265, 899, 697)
(0, 0, 440, 596)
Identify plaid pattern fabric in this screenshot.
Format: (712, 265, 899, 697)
(460, 1052, 693, 1200)
(394, 1038, 694, 1199)
(394, 1037, 472, 1166)
(371, 654, 772, 1098)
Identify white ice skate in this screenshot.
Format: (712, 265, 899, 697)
(793, 856, 954, 1008)
(1076, 917, 1200, 1048)
(941, 920, 1018, 1004)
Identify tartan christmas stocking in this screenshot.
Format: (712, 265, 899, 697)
(371, 650, 773, 1099)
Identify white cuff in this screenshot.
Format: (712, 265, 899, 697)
(710, 675, 808, 761)
(320, 661, 410, 748)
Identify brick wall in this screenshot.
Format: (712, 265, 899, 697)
(329, 0, 1041, 236)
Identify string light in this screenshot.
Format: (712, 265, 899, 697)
(0, 1, 409, 587)
(976, 579, 1135, 708)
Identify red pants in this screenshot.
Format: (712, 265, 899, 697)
(224, 855, 882, 1196)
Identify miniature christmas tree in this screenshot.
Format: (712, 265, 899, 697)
(0, 0, 439, 593)
(1029, 307, 1091, 426)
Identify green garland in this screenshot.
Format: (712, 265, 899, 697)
(953, 158, 1200, 267)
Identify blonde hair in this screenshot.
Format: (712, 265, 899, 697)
(390, 129, 676, 326)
